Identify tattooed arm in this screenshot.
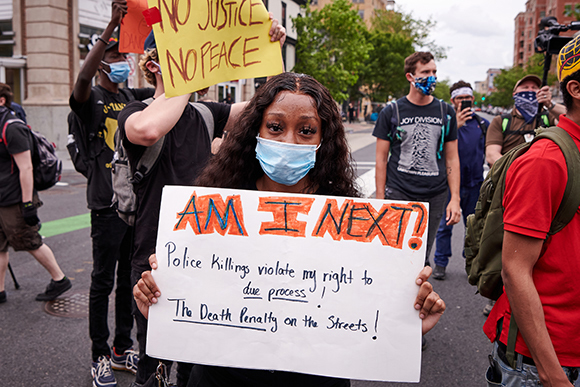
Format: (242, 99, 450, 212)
(443, 140, 461, 225)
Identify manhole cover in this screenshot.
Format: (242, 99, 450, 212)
(44, 292, 89, 318)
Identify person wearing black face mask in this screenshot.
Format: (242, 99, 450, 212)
(68, 1, 155, 386)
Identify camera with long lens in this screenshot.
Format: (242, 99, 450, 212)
(535, 16, 580, 55)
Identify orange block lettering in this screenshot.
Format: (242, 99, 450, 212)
(258, 196, 315, 237)
(174, 192, 248, 236)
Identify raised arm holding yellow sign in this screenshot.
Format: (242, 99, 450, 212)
(146, 0, 284, 97)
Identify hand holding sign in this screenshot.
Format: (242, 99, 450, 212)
(138, 186, 447, 382)
(112, 0, 128, 26)
(146, 0, 285, 97)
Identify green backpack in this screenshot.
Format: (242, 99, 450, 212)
(464, 126, 580, 301)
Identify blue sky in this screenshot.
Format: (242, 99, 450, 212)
(396, 0, 527, 86)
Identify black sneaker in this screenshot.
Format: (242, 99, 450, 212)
(0, 290, 6, 304)
(35, 277, 72, 301)
(432, 265, 446, 280)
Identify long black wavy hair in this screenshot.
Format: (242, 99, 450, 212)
(196, 72, 360, 198)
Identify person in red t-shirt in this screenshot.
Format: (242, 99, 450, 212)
(482, 36, 580, 386)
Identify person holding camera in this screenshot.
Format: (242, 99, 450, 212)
(485, 74, 565, 167)
(431, 81, 489, 281)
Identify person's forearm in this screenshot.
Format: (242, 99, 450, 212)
(375, 163, 386, 199)
(486, 149, 501, 167)
(502, 232, 571, 386)
(18, 167, 33, 203)
(444, 142, 460, 201)
(125, 93, 191, 146)
(72, 20, 118, 102)
(446, 157, 460, 201)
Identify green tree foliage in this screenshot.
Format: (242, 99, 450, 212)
(564, 4, 580, 20)
(487, 54, 558, 107)
(357, 29, 414, 101)
(432, 78, 450, 102)
(371, 8, 447, 60)
(292, 0, 372, 102)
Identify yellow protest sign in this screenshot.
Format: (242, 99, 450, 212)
(146, 0, 284, 97)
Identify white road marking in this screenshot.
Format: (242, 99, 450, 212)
(355, 168, 376, 198)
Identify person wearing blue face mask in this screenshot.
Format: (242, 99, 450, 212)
(486, 74, 566, 168)
(374, 51, 462, 273)
(119, 21, 286, 387)
(68, 1, 155, 386)
(132, 72, 446, 387)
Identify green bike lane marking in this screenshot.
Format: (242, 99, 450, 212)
(39, 213, 91, 238)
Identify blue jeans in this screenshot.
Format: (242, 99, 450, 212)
(433, 184, 481, 268)
(486, 341, 579, 386)
(89, 208, 134, 361)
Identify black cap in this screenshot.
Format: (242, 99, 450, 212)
(144, 31, 156, 51)
(104, 37, 119, 52)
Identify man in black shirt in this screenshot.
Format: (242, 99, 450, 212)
(68, 1, 154, 386)
(0, 86, 71, 305)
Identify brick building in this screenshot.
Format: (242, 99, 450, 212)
(514, 0, 578, 67)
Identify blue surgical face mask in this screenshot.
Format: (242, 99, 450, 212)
(414, 76, 437, 96)
(513, 91, 539, 124)
(101, 61, 130, 83)
(255, 136, 321, 186)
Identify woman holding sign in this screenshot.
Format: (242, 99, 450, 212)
(134, 73, 446, 386)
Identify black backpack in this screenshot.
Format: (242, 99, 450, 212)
(111, 101, 215, 225)
(1, 111, 62, 191)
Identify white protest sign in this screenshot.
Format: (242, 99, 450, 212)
(147, 186, 430, 382)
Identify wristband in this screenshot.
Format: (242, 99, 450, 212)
(548, 102, 556, 111)
(97, 37, 108, 45)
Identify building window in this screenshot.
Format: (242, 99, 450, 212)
(519, 52, 524, 60)
(540, 11, 545, 17)
(282, 2, 286, 28)
(311, 0, 317, 4)
(79, 25, 105, 60)
(520, 41, 524, 48)
(358, 10, 364, 18)
(352, 0, 364, 4)
(529, 44, 532, 52)
(0, 20, 14, 58)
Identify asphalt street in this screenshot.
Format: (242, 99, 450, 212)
(0, 115, 495, 387)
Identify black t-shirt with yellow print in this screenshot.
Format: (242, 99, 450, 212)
(70, 85, 154, 210)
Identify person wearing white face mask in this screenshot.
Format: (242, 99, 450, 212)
(133, 72, 446, 387)
(68, 1, 155, 386)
